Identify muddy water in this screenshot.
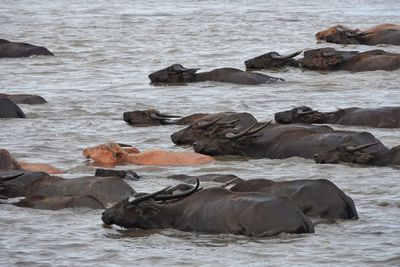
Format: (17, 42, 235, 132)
(1, 0, 400, 266)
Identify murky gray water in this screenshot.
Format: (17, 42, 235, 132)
(1, 0, 400, 266)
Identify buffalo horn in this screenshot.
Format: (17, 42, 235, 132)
(0, 173, 24, 181)
(345, 31, 371, 37)
(247, 121, 272, 135)
(117, 143, 133, 147)
(171, 64, 200, 73)
(344, 142, 379, 152)
(129, 186, 171, 204)
(270, 51, 302, 59)
(150, 113, 172, 121)
(296, 109, 317, 116)
(216, 118, 241, 125)
(196, 117, 223, 129)
(153, 178, 200, 201)
(153, 111, 181, 118)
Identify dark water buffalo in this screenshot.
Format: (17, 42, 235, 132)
(167, 173, 243, 184)
(0, 39, 54, 58)
(275, 106, 400, 128)
(0, 94, 47, 105)
(123, 108, 207, 127)
(171, 112, 258, 145)
(0, 98, 26, 118)
(245, 48, 400, 72)
(95, 168, 141, 180)
(102, 180, 314, 236)
(315, 23, 400, 45)
(14, 195, 105, 210)
(314, 143, 400, 166)
(245, 51, 302, 69)
(148, 64, 283, 85)
(192, 122, 398, 167)
(230, 179, 358, 221)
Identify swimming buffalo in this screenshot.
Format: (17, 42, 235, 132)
(0, 98, 26, 118)
(148, 64, 283, 85)
(192, 122, 400, 167)
(245, 48, 400, 72)
(0, 39, 54, 58)
(83, 142, 214, 166)
(102, 180, 314, 236)
(0, 94, 47, 105)
(315, 23, 400, 46)
(314, 143, 400, 166)
(275, 106, 400, 128)
(123, 108, 207, 127)
(171, 112, 258, 145)
(230, 179, 358, 221)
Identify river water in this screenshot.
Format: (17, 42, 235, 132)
(1, 0, 400, 266)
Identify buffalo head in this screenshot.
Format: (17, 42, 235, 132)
(313, 143, 379, 164)
(123, 109, 180, 126)
(193, 121, 271, 156)
(101, 179, 200, 228)
(83, 143, 140, 164)
(148, 64, 200, 84)
(245, 51, 302, 70)
(299, 48, 359, 70)
(274, 106, 322, 124)
(315, 25, 366, 44)
(171, 113, 256, 146)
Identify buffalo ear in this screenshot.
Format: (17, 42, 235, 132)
(141, 205, 160, 218)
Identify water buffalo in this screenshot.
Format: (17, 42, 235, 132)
(83, 142, 214, 166)
(275, 106, 400, 128)
(123, 108, 207, 127)
(230, 179, 358, 221)
(0, 94, 47, 105)
(94, 168, 141, 180)
(102, 180, 314, 236)
(167, 173, 243, 184)
(0, 98, 26, 118)
(245, 48, 400, 72)
(171, 112, 258, 145)
(148, 64, 283, 85)
(0, 148, 63, 174)
(315, 23, 400, 45)
(314, 142, 400, 166)
(0, 39, 54, 58)
(14, 195, 105, 210)
(192, 122, 397, 167)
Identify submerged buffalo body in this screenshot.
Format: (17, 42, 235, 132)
(315, 23, 400, 45)
(123, 108, 207, 127)
(230, 179, 358, 221)
(0, 94, 47, 105)
(192, 122, 400, 166)
(171, 112, 258, 145)
(102, 181, 314, 237)
(245, 48, 400, 72)
(275, 106, 400, 128)
(148, 64, 283, 85)
(0, 98, 26, 118)
(0, 39, 54, 58)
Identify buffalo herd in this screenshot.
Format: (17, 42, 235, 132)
(1, 23, 400, 237)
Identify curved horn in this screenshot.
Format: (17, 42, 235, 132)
(171, 64, 200, 73)
(247, 121, 272, 135)
(345, 31, 371, 37)
(196, 117, 223, 129)
(216, 118, 241, 125)
(153, 178, 200, 201)
(270, 51, 302, 59)
(0, 173, 24, 181)
(129, 186, 171, 204)
(150, 113, 172, 121)
(225, 121, 271, 140)
(117, 143, 132, 147)
(153, 112, 181, 118)
(344, 142, 379, 153)
(296, 109, 318, 116)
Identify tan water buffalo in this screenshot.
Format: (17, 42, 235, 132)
(315, 23, 400, 45)
(83, 142, 214, 166)
(148, 64, 283, 85)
